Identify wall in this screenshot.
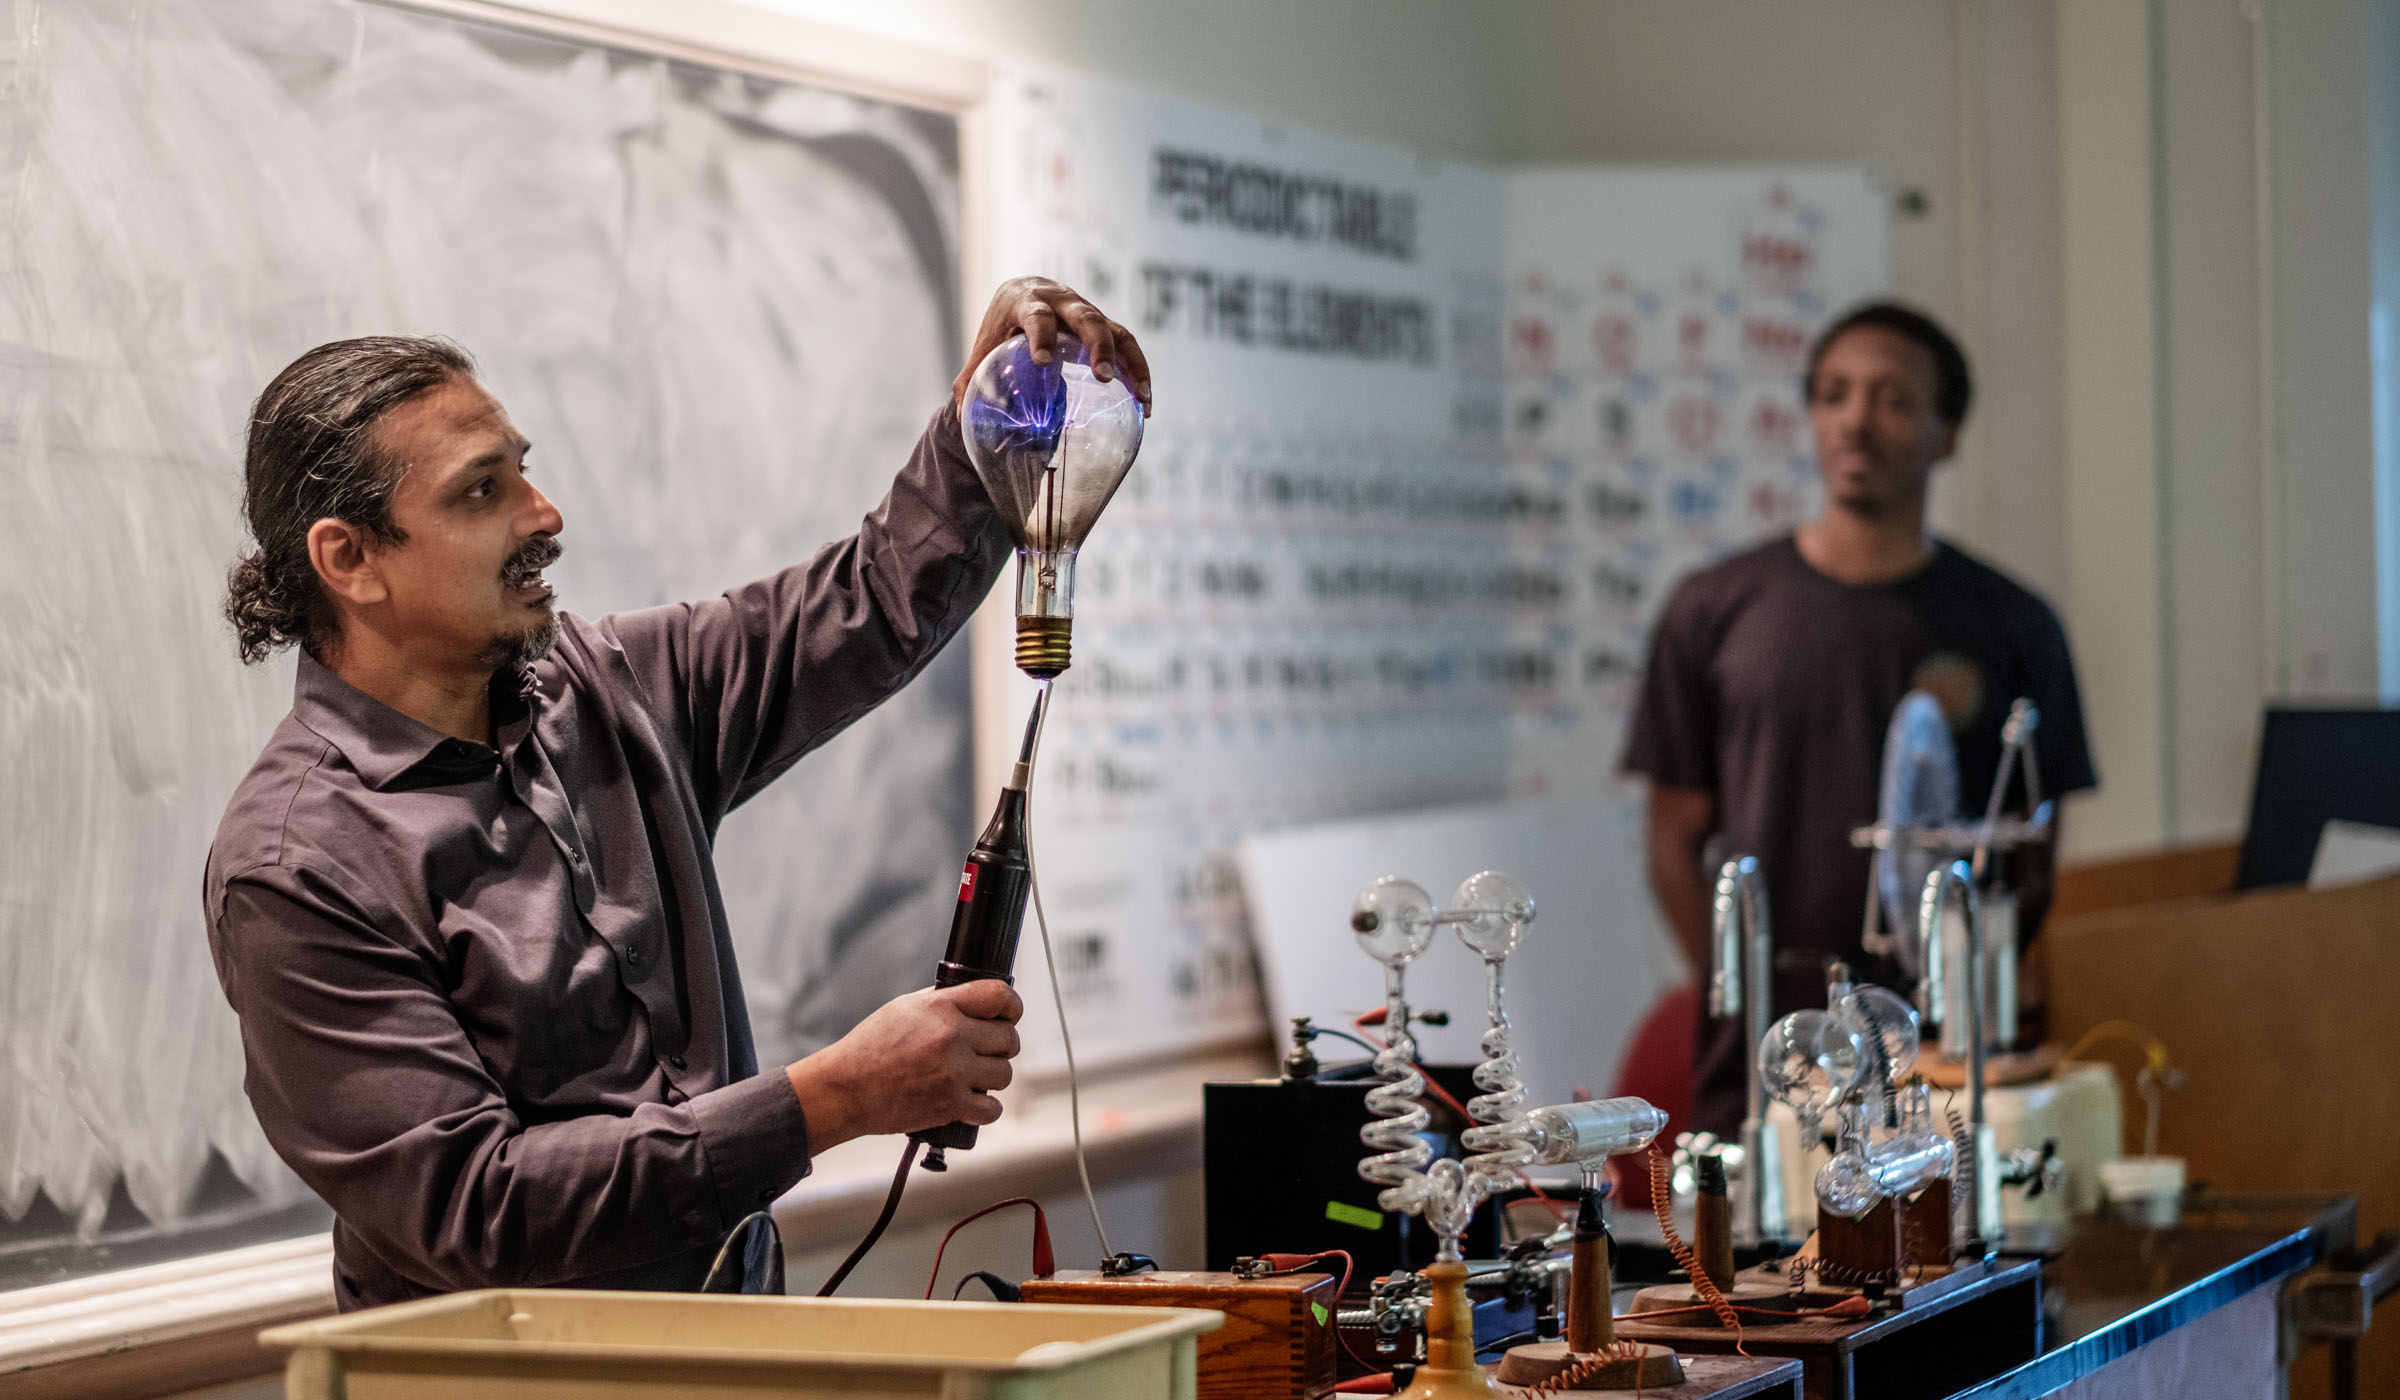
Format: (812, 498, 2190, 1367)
(2379, 0, 2400, 706)
(1522, 0, 2388, 857)
(2067, 0, 2382, 850)
(739, 0, 1535, 166)
(740, 0, 2394, 860)
(1518, 0, 2067, 610)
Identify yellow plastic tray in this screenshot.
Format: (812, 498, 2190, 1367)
(259, 1288, 1221, 1399)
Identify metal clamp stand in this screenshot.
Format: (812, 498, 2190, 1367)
(1711, 856, 1787, 1246)
(1918, 862, 2000, 1257)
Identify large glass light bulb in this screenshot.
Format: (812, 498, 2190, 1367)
(1757, 1009, 1866, 1109)
(959, 330, 1146, 678)
(1835, 985, 1922, 1082)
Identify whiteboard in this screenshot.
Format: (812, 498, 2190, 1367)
(989, 68, 1512, 1076)
(0, 0, 964, 1258)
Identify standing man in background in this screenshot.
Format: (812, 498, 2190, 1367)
(1621, 302, 2097, 1137)
(205, 278, 1149, 1309)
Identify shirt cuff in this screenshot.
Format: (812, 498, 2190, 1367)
(687, 1069, 815, 1227)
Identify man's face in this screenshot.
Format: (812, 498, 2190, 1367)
(363, 375, 565, 670)
(1806, 325, 1959, 517)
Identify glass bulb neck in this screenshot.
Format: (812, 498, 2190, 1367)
(1015, 547, 1077, 618)
(1014, 548, 1077, 679)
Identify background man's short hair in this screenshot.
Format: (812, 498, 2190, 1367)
(1803, 300, 1972, 425)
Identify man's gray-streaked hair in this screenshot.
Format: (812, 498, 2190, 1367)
(226, 336, 474, 663)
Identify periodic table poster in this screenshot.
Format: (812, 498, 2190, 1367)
(986, 72, 1887, 1075)
(1501, 169, 1891, 800)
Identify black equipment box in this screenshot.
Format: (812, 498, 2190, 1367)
(1204, 1064, 1499, 1282)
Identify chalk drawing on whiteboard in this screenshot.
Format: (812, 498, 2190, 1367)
(0, 0, 961, 1269)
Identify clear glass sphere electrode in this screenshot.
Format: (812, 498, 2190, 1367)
(1450, 869, 1534, 959)
(1756, 1009, 1868, 1111)
(1352, 877, 1437, 967)
(1835, 984, 1922, 1081)
(1816, 1151, 1884, 1221)
(959, 330, 1146, 553)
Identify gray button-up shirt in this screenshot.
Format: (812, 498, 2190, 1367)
(204, 406, 1006, 1310)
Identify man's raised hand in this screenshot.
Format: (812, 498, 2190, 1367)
(953, 275, 1154, 415)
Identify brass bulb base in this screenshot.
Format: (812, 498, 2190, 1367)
(1015, 616, 1072, 678)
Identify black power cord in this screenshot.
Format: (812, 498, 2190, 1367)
(817, 1138, 923, 1296)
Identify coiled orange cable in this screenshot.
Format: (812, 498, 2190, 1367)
(1526, 1338, 1653, 1398)
(1645, 1139, 1746, 1349)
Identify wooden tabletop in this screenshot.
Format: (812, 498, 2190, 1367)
(1614, 1257, 2041, 1355)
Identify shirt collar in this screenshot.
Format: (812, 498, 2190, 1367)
(292, 652, 535, 791)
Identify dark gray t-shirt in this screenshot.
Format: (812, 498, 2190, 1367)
(1622, 535, 2096, 1134)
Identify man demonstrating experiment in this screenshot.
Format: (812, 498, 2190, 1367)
(202, 278, 1149, 1310)
(1622, 303, 2098, 1138)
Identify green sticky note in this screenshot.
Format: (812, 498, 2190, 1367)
(1325, 1199, 1382, 1232)
(1311, 1302, 1330, 1327)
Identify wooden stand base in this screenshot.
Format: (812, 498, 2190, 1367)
(1496, 1340, 1684, 1390)
(1395, 1358, 1502, 1399)
(1397, 1259, 1501, 1399)
(1627, 1277, 1799, 1328)
(1751, 1256, 1986, 1313)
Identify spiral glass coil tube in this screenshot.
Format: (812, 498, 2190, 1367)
(1352, 877, 1439, 1217)
(1459, 946, 1534, 1198)
(1357, 962, 1435, 1215)
(1450, 871, 1537, 1202)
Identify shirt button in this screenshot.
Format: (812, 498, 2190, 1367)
(667, 1054, 687, 1070)
(623, 943, 643, 968)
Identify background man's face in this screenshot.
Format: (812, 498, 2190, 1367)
(367, 376, 565, 668)
(1806, 325, 1959, 518)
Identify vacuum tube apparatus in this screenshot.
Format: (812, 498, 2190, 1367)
(1855, 693, 2053, 1057)
(1710, 855, 1790, 1247)
(1346, 872, 1678, 1395)
(911, 331, 1144, 1168)
(1767, 966, 1961, 1288)
(1489, 1099, 1682, 1393)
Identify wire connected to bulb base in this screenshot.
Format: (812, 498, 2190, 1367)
(1015, 616, 1072, 678)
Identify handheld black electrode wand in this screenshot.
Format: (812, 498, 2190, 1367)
(817, 329, 1140, 1292)
(912, 682, 1050, 1170)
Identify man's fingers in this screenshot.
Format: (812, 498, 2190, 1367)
(959, 1091, 1004, 1127)
(1111, 320, 1155, 409)
(1060, 301, 1119, 382)
(965, 1019, 1021, 1060)
(1017, 301, 1060, 363)
(965, 1055, 1014, 1094)
(947, 978, 1024, 1023)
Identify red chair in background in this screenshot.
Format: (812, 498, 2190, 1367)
(1603, 983, 1696, 1209)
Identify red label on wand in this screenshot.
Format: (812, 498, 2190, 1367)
(957, 863, 978, 901)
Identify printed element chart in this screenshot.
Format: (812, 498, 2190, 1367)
(991, 69, 1889, 1074)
